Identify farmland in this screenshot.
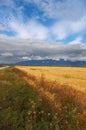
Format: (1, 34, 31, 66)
(0, 66, 86, 130)
(15, 66, 86, 92)
(14, 66, 86, 130)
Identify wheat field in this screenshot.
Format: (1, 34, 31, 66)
(14, 66, 86, 129)
(15, 66, 86, 93)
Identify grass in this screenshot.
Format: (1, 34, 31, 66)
(14, 66, 86, 130)
(0, 65, 5, 67)
(0, 67, 60, 130)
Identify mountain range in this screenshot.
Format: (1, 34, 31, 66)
(15, 59, 86, 67)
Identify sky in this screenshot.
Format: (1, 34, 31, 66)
(0, 0, 86, 63)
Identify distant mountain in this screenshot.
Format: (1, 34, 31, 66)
(16, 59, 86, 67)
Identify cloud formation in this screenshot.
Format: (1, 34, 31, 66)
(10, 19, 49, 40)
(0, 0, 86, 40)
(26, 0, 86, 20)
(51, 16, 86, 40)
(0, 0, 86, 63)
(0, 37, 86, 63)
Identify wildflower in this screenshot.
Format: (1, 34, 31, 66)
(48, 113, 51, 116)
(41, 110, 44, 114)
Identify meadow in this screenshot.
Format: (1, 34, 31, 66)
(0, 66, 86, 130)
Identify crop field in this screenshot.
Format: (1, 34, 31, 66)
(0, 66, 86, 130)
(15, 66, 86, 92)
(14, 66, 86, 130)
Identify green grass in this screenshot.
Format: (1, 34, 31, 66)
(0, 68, 59, 130)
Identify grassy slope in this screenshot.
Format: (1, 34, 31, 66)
(0, 67, 59, 130)
(0, 67, 86, 130)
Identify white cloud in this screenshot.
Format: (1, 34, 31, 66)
(23, 0, 86, 40)
(7, 15, 86, 40)
(0, 25, 6, 31)
(69, 37, 83, 45)
(71, 16, 86, 33)
(1, 52, 13, 57)
(0, 0, 86, 41)
(25, 0, 86, 20)
(9, 19, 49, 40)
(51, 16, 86, 40)
(22, 56, 31, 60)
(20, 55, 49, 62)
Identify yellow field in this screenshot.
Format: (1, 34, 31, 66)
(14, 66, 86, 128)
(15, 66, 86, 93)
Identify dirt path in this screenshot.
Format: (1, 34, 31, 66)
(0, 66, 10, 70)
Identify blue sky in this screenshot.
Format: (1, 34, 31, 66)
(0, 0, 86, 42)
(0, 0, 86, 63)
